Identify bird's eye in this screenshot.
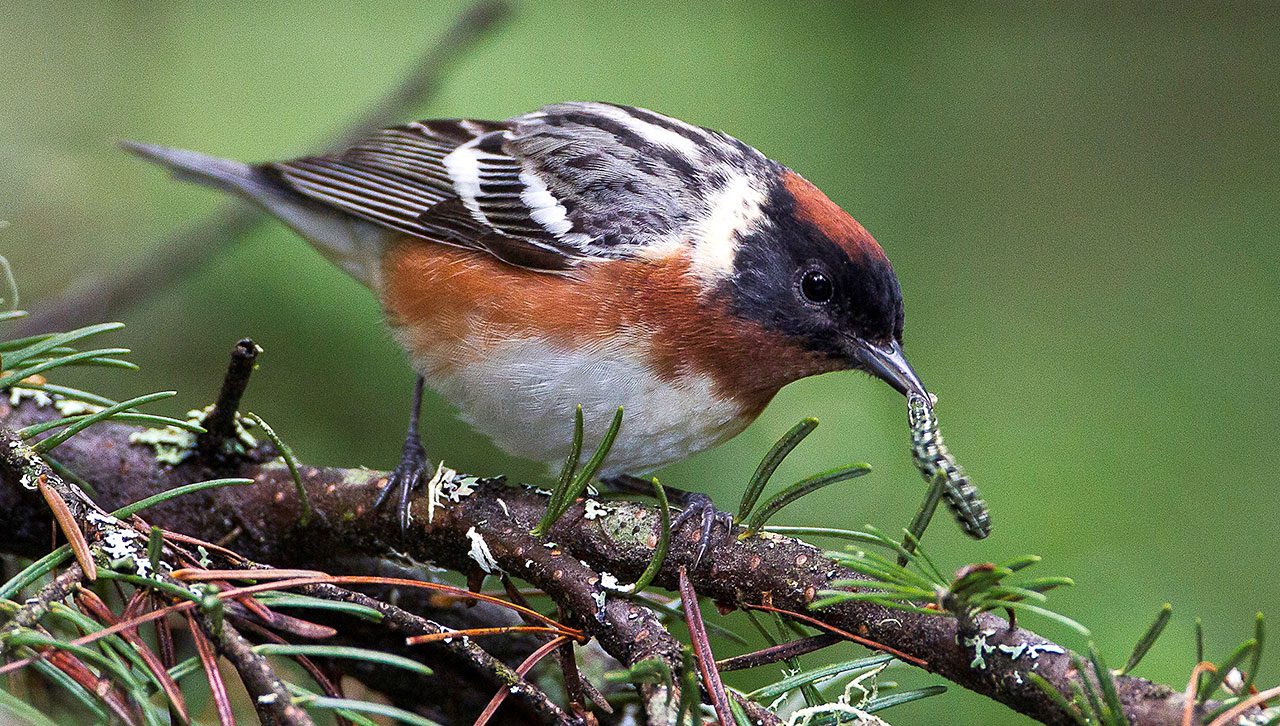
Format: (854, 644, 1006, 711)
(800, 269, 834, 304)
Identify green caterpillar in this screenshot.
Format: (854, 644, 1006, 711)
(908, 394, 991, 539)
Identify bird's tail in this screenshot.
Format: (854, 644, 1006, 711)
(120, 141, 391, 289)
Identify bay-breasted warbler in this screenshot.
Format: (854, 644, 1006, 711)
(125, 102, 931, 545)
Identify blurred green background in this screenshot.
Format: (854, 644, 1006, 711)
(3, 1, 1278, 723)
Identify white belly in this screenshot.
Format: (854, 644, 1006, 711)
(411, 335, 749, 474)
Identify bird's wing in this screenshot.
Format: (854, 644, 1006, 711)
(267, 102, 773, 271)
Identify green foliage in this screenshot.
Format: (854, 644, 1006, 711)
(113, 477, 254, 519)
(742, 610, 824, 707)
(865, 686, 949, 713)
(0, 302, 429, 726)
(1028, 671, 1088, 726)
(810, 526, 1085, 636)
(746, 653, 894, 702)
(146, 526, 163, 573)
(735, 417, 874, 538)
(899, 471, 947, 566)
(287, 682, 444, 726)
(1245, 612, 1266, 695)
(745, 649, 946, 723)
(1, 322, 125, 372)
(0, 547, 74, 601)
(0, 250, 18, 313)
(604, 655, 673, 687)
(532, 405, 623, 536)
(1086, 645, 1128, 726)
(23, 391, 196, 453)
(1199, 635, 1261, 708)
(741, 463, 873, 536)
(4, 630, 161, 722)
(623, 592, 750, 646)
(0, 685, 59, 726)
(675, 645, 700, 726)
(1120, 603, 1172, 676)
(255, 643, 433, 677)
(1198, 612, 1271, 723)
(1023, 646, 1131, 726)
(738, 417, 818, 522)
(253, 592, 384, 622)
(628, 476, 670, 594)
(29, 657, 112, 722)
(244, 412, 311, 526)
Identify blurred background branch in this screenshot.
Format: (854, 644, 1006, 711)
(11, 0, 510, 339)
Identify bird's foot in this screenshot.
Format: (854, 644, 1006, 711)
(671, 493, 735, 569)
(599, 473, 662, 497)
(373, 435, 429, 530)
(601, 475, 733, 569)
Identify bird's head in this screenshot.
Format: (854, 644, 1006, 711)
(712, 169, 928, 401)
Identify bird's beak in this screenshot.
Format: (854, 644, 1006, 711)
(847, 338, 931, 402)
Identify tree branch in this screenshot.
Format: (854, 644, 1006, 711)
(204, 615, 313, 726)
(0, 395, 1247, 725)
(294, 581, 570, 725)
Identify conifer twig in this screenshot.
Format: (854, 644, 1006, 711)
(0, 394, 1258, 726)
(197, 338, 259, 462)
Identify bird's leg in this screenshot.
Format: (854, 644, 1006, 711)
(600, 474, 734, 569)
(373, 376, 429, 529)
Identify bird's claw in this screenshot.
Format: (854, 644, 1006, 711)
(671, 493, 734, 569)
(373, 436, 429, 530)
(599, 475, 733, 568)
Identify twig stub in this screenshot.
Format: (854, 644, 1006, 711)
(196, 338, 259, 464)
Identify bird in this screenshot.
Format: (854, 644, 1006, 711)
(123, 101, 931, 552)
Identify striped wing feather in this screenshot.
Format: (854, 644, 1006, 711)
(269, 119, 583, 270)
(267, 102, 772, 271)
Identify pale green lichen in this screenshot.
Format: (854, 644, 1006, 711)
(465, 526, 500, 574)
(445, 474, 478, 502)
(997, 642, 1028, 660)
(784, 662, 890, 725)
(582, 499, 610, 520)
(599, 571, 635, 594)
(9, 385, 109, 416)
(129, 425, 198, 465)
(598, 502, 652, 547)
(53, 399, 103, 416)
(8, 386, 53, 408)
(87, 510, 159, 578)
(9, 439, 44, 490)
(8, 385, 113, 422)
(420, 463, 461, 524)
(129, 405, 258, 464)
(963, 628, 997, 670)
(996, 641, 1064, 670)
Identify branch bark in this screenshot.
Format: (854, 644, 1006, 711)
(294, 581, 571, 725)
(204, 615, 313, 726)
(0, 395, 1242, 726)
